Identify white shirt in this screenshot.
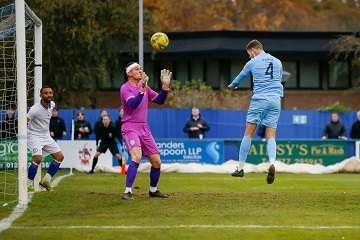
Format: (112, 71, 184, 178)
(27, 100, 55, 138)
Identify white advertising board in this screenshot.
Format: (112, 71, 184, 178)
(58, 140, 113, 171)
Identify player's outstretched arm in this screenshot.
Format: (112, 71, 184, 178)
(229, 62, 252, 89)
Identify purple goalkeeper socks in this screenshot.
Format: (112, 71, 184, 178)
(150, 167, 161, 187)
(126, 161, 139, 188)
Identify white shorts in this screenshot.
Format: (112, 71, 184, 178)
(27, 136, 61, 156)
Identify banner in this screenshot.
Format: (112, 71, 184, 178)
(0, 140, 51, 170)
(239, 140, 348, 166)
(58, 140, 113, 170)
(113, 140, 225, 165)
(145, 140, 224, 165)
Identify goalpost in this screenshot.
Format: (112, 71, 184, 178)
(0, 1, 42, 205)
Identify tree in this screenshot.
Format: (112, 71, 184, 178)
(27, 0, 156, 108)
(145, 0, 360, 32)
(329, 33, 360, 89)
(167, 80, 248, 110)
(144, 0, 238, 31)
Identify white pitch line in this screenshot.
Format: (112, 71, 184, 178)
(9, 225, 360, 230)
(0, 173, 72, 233)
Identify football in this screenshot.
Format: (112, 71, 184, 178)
(150, 32, 169, 51)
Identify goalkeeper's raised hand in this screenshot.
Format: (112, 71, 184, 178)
(161, 69, 172, 86)
(141, 72, 149, 88)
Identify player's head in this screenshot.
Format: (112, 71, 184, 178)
(125, 62, 142, 80)
(246, 40, 263, 59)
(102, 115, 110, 127)
(40, 86, 53, 103)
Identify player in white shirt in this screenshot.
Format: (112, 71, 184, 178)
(27, 86, 65, 192)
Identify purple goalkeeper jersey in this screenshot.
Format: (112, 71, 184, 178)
(120, 81, 158, 123)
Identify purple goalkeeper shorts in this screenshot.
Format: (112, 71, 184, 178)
(122, 122, 160, 157)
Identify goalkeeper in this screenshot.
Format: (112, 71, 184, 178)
(87, 115, 123, 174)
(120, 62, 172, 200)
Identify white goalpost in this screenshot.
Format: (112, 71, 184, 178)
(0, 1, 42, 205)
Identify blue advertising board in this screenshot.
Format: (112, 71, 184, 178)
(113, 140, 225, 165)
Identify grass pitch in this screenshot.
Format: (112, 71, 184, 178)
(1, 170, 360, 240)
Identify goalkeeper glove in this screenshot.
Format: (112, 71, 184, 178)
(161, 69, 172, 86)
(140, 72, 149, 93)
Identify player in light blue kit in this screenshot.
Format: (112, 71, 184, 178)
(228, 40, 283, 184)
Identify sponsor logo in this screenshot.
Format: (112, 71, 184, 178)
(78, 143, 92, 165)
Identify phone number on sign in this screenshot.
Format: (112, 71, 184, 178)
(262, 158, 323, 165)
(0, 162, 51, 170)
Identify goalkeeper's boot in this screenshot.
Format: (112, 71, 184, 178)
(122, 192, 133, 200)
(28, 185, 35, 192)
(266, 164, 276, 184)
(149, 190, 168, 198)
(231, 167, 244, 177)
(87, 170, 94, 174)
(39, 180, 54, 192)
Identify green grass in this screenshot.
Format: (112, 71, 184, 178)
(1, 170, 360, 240)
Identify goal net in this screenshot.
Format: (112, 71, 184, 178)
(0, 1, 42, 206)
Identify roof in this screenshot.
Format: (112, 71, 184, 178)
(122, 31, 354, 60)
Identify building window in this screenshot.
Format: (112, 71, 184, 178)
(160, 61, 173, 73)
(219, 60, 230, 89)
(190, 60, 203, 82)
(351, 61, 360, 88)
(113, 66, 124, 89)
(175, 60, 189, 86)
(206, 60, 220, 88)
(230, 60, 251, 88)
(299, 61, 320, 88)
(329, 61, 349, 88)
(144, 60, 155, 88)
(282, 61, 297, 88)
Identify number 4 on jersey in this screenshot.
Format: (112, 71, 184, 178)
(265, 62, 273, 79)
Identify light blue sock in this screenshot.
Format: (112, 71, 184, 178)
(239, 136, 252, 164)
(267, 138, 276, 162)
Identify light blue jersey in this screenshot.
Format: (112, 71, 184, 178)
(229, 53, 283, 97)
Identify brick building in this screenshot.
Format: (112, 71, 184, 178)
(96, 31, 360, 110)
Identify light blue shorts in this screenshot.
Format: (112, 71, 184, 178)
(246, 95, 281, 129)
